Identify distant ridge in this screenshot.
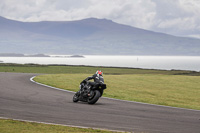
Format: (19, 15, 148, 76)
(0, 16, 200, 55)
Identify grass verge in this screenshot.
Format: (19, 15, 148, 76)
(34, 73, 200, 110)
(0, 119, 118, 133)
(0, 63, 200, 75)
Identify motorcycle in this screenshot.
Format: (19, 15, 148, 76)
(73, 81, 106, 104)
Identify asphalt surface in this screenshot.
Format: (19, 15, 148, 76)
(0, 72, 200, 133)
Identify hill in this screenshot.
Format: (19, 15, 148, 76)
(0, 16, 200, 55)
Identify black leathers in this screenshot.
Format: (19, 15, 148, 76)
(80, 74, 104, 91)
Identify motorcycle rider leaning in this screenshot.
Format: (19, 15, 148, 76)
(79, 70, 104, 95)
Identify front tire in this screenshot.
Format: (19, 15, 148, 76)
(73, 92, 79, 102)
(88, 90, 100, 104)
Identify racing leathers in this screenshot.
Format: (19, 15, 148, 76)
(79, 74, 104, 94)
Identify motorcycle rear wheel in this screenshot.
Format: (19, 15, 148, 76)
(88, 90, 100, 104)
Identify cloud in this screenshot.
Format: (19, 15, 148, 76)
(0, 0, 156, 27)
(151, 0, 200, 36)
(0, 0, 200, 37)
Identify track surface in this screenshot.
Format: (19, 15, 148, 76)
(0, 73, 200, 133)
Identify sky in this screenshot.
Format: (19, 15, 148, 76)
(0, 0, 200, 38)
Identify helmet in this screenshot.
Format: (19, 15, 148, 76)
(96, 70, 103, 76)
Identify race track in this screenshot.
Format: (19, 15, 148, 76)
(0, 73, 199, 133)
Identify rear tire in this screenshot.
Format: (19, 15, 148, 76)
(88, 90, 100, 104)
(73, 92, 79, 102)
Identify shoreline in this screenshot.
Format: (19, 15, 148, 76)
(1, 55, 200, 72)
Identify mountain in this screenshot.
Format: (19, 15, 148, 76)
(0, 16, 200, 55)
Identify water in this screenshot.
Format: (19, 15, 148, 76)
(1, 55, 200, 71)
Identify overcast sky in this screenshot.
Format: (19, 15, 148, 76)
(1, 0, 200, 38)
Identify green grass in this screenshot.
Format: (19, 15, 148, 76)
(0, 63, 200, 75)
(0, 119, 116, 133)
(34, 74, 200, 110)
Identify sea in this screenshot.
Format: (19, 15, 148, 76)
(1, 55, 200, 72)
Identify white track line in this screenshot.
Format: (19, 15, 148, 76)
(30, 76, 200, 112)
(30, 76, 75, 93)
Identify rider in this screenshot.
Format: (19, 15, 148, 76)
(80, 70, 104, 94)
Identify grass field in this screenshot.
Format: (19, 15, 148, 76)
(0, 119, 116, 133)
(0, 63, 200, 75)
(34, 73, 200, 110)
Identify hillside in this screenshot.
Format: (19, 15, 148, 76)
(0, 16, 200, 55)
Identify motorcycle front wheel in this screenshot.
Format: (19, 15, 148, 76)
(73, 92, 79, 102)
(88, 90, 100, 104)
